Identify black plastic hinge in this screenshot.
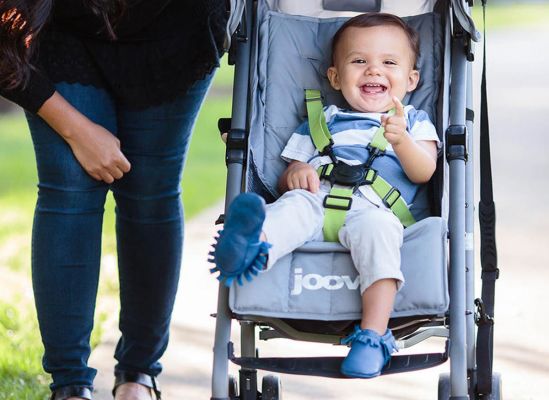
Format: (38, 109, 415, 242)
(474, 298, 494, 327)
(465, 37, 475, 62)
(218, 118, 232, 136)
(225, 128, 247, 165)
(228, 3, 248, 65)
(452, 13, 475, 62)
(446, 124, 468, 161)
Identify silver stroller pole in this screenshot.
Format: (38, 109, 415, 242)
(465, 59, 477, 379)
(447, 16, 471, 400)
(211, 1, 253, 398)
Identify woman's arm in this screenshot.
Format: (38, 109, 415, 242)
(37, 91, 131, 183)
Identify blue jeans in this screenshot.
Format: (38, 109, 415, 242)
(25, 74, 214, 391)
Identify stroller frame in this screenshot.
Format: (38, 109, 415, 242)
(210, 1, 498, 399)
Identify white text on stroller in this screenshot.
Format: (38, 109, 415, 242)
(291, 268, 359, 295)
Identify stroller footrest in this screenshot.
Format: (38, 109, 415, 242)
(229, 352, 448, 378)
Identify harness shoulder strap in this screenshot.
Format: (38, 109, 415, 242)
(305, 89, 334, 155)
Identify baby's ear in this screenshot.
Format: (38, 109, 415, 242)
(407, 69, 420, 92)
(327, 66, 341, 90)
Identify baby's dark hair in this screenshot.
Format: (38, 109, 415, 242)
(331, 13, 420, 68)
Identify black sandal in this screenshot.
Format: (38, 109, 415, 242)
(50, 386, 93, 400)
(112, 371, 161, 400)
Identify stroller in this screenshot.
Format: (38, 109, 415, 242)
(212, 0, 500, 399)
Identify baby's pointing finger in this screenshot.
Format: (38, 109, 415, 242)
(392, 96, 405, 117)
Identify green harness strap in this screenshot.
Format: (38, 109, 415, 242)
(305, 89, 334, 156)
(304, 89, 416, 242)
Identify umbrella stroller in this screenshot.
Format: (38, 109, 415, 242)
(212, 0, 500, 398)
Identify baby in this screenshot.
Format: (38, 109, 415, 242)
(211, 13, 439, 378)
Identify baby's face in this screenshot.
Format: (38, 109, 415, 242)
(327, 25, 419, 113)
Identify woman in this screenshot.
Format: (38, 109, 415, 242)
(0, 1, 228, 399)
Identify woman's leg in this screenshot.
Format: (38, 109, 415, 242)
(26, 83, 116, 390)
(111, 74, 214, 376)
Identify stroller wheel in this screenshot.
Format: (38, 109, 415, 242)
(479, 372, 502, 400)
(437, 373, 450, 400)
(438, 372, 502, 400)
(229, 374, 239, 399)
(262, 375, 282, 400)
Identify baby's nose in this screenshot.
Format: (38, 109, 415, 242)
(365, 63, 381, 75)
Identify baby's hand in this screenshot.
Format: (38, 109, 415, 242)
(381, 97, 409, 147)
(285, 161, 320, 193)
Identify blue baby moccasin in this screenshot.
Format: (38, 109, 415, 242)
(209, 193, 271, 287)
(340, 326, 398, 378)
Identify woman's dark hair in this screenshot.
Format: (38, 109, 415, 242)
(0, 0, 126, 90)
(331, 13, 420, 68)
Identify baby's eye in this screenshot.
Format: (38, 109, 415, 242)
(351, 59, 366, 64)
(384, 60, 397, 65)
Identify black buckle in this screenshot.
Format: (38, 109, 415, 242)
(319, 164, 331, 180)
(382, 187, 401, 208)
(321, 163, 378, 189)
(330, 163, 367, 186)
(366, 144, 385, 167)
(323, 194, 352, 211)
(361, 168, 378, 185)
(481, 268, 500, 281)
(474, 298, 494, 327)
(320, 142, 338, 164)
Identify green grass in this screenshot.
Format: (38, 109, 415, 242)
(0, 300, 50, 400)
(0, 59, 233, 397)
(472, 2, 549, 30)
(181, 97, 228, 217)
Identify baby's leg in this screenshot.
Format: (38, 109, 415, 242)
(338, 206, 404, 334)
(338, 206, 403, 378)
(262, 189, 324, 268)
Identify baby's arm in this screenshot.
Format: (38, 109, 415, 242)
(381, 97, 437, 184)
(278, 160, 320, 194)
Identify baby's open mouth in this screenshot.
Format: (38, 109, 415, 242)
(360, 83, 387, 94)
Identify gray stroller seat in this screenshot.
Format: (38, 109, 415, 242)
(230, 5, 448, 328)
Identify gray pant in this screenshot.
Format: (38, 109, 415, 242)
(262, 185, 404, 294)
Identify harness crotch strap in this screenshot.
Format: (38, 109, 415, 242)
(305, 89, 416, 242)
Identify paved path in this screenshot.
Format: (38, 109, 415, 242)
(89, 26, 549, 399)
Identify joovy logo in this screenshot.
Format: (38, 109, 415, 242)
(290, 268, 360, 295)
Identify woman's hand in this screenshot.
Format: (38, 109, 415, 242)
(65, 121, 131, 183)
(279, 160, 320, 193)
(37, 91, 131, 183)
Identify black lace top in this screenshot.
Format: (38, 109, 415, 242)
(1, 0, 228, 112)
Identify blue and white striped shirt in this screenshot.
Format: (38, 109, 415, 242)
(281, 105, 440, 205)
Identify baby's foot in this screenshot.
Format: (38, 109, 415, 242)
(340, 326, 398, 378)
(209, 193, 271, 286)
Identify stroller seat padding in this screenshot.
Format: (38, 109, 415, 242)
(230, 217, 449, 320)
